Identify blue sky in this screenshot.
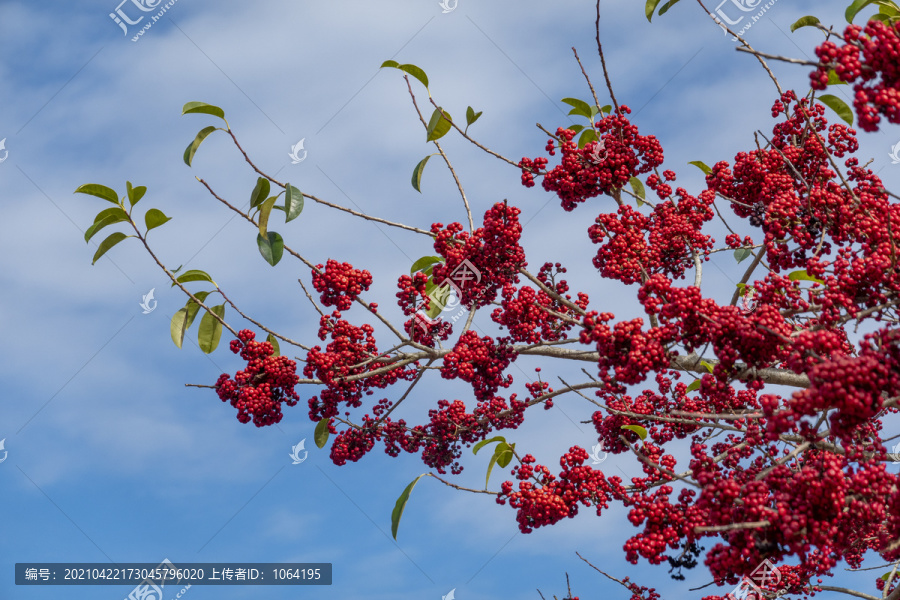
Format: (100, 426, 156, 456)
(1, 1, 898, 599)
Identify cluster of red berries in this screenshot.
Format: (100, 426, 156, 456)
(518, 106, 664, 211)
(811, 19, 900, 131)
(214, 329, 300, 427)
(311, 259, 373, 310)
(440, 331, 517, 401)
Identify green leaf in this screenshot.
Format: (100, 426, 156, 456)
(314, 418, 331, 449)
(880, 1, 900, 17)
(621, 424, 648, 441)
(496, 442, 514, 468)
(266, 333, 281, 357)
(91, 232, 129, 265)
(567, 124, 585, 135)
(658, 0, 682, 16)
(600, 104, 612, 115)
(818, 94, 854, 125)
(485, 451, 501, 488)
(380, 61, 429, 90)
(391, 474, 426, 539)
(846, 0, 880, 22)
(145, 208, 172, 232)
(578, 128, 598, 149)
(170, 308, 190, 349)
(473, 436, 506, 456)
(173, 269, 216, 287)
(790, 15, 821, 32)
(686, 379, 702, 393)
(182, 102, 226, 120)
(562, 97, 593, 119)
(880, 571, 896, 582)
(257, 231, 284, 267)
(465, 106, 482, 127)
(701, 360, 715, 374)
(734, 248, 753, 263)
(183, 125, 218, 167)
(629, 176, 646, 207)
(250, 177, 271, 210)
(788, 269, 825, 284)
(646, 0, 664, 21)
(198, 304, 225, 354)
(84, 207, 129, 243)
(426, 107, 453, 142)
(284, 184, 304, 223)
(126, 181, 147, 206)
(688, 160, 712, 175)
(75, 184, 120, 205)
(258, 197, 278, 238)
(411, 255, 443, 275)
(825, 70, 847, 85)
(411, 155, 433, 193)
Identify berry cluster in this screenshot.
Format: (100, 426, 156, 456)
(312, 259, 373, 310)
(215, 329, 300, 426)
(441, 331, 517, 401)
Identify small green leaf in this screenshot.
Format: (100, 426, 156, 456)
(182, 102, 226, 120)
(426, 107, 453, 142)
(257, 231, 284, 266)
(91, 232, 129, 265)
(173, 270, 216, 287)
(790, 15, 821, 32)
(250, 177, 271, 210)
(646, 0, 664, 21)
(183, 125, 218, 167)
(734, 248, 752, 263)
(701, 360, 715, 374)
(473, 436, 506, 456)
(266, 333, 281, 356)
(578, 128, 598, 149)
(465, 106, 482, 127)
(688, 160, 712, 175)
(826, 70, 847, 85)
(170, 308, 189, 349)
(495, 442, 514, 468)
(880, 571, 896, 582)
(126, 181, 147, 206)
(411, 155, 433, 193)
(258, 197, 278, 238)
(629, 176, 647, 207)
(285, 184, 304, 223)
(391, 474, 426, 539)
(818, 94, 854, 125)
(84, 207, 129, 243)
(562, 97, 593, 119)
(846, 0, 881, 22)
(145, 208, 172, 232)
(621, 424, 648, 441)
(686, 379, 702, 393)
(198, 304, 225, 354)
(567, 124, 585, 135)
(657, 0, 682, 16)
(788, 269, 825, 284)
(411, 255, 443, 275)
(314, 418, 331, 449)
(75, 184, 120, 205)
(600, 104, 612, 115)
(381, 61, 429, 90)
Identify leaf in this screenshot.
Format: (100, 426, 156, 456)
(391, 474, 426, 539)
(257, 231, 284, 267)
(84, 207, 129, 243)
(145, 208, 172, 232)
(578, 128, 598, 149)
(198, 304, 226, 354)
(688, 160, 712, 175)
(846, 0, 880, 22)
(75, 184, 119, 205)
(686, 379, 702, 393)
(645, 0, 664, 21)
(562, 97, 593, 119)
(567, 124, 585, 135)
(496, 442, 514, 468)
(880, 1, 900, 17)
(183, 125, 218, 167)
(173, 269, 216, 287)
(380, 61, 429, 90)
(788, 269, 825, 284)
(126, 181, 147, 206)
(258, 197, 278, 238)
(91, 232, 129, 265)
(734, 248, 752, 263)
(170, 308, 190, 349)
(473, 436, 506, 456)
(486, 451, 502, 488)
(657, 0, 682, 16)
(621, 424, 648, 441)
(410, 255, 443, 275)
(314, 418, 331, 449)
(250, 177, 271, 210)
(284, 184, 304, 223)
(426, 107, 453, 142)
(701, 360, 715, 374)
(411, 155, 433, 193)
(182, 102, 226, 120)
(600, 104, 612, 115)
(465, 106, 482, 127)
(818, 94, 854, 125)
(790, 15, 821, 32)
(629, 176, 646, 207)
(266, 333, 281, 357)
